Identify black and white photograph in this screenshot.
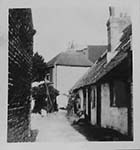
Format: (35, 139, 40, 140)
(0, 0, 140, 149)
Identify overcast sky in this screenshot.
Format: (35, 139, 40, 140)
(32, 6, 109, 61)
(33, 4, 133, 62)
(0, 0, 133, 62)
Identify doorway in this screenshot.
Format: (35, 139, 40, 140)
(97, 85, 101, 126)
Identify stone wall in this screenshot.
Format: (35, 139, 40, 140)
(8, 9, 35, 142)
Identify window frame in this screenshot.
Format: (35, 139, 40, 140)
(110, 80, 128, 107)
(110, 81, 117, 107)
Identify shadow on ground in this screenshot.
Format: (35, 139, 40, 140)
(28, 129, 39, 142)
(70, 119, 132, 141)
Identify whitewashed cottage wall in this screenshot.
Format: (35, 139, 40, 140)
(101, 83, 128, 134)
(90, 86, 97, 125)
(85, 88, 89, 116)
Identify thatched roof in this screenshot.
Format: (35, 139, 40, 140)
(71, 24, 132, 92)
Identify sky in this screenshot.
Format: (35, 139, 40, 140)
(0, 0, 133, 62)
(32, 3, 132, 62)
(32, 6, 109, 62)
(0, 0, 140, 146)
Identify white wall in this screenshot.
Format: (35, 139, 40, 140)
(56, 65, 90, 108)
(90, 87, 97, 125)
(56, 66, 90, 94)
(85, 88, 88, 116)
(52, 66, 56, 88)
(101, 83, 128, 134)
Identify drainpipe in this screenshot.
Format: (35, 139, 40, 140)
(128, 50, 133, 140)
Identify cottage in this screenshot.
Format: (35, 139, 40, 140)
(77, 45, 107, 63)
(46, 50, 93, 108)
(71, 7, 132, 139)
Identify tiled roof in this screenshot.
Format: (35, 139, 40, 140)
(46, 50, 93, 67)
(88, 45, 107, 63)
(46, 53, 61, 67)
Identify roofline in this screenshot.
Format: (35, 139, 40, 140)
(72, 52, 128, 92)
(94, 50, 108, 65)
(72, 45, 130, 92)
(55, 64, 92, 67)
(87, 45, 107, 47)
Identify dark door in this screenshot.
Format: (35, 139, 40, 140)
(97, 85, 101, 126)
(83, 89, 86, 118)
(88, 87, 91, 122)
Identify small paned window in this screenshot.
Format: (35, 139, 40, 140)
(110, 82, 116, 107)
(46, 73, 50, 81)
(110, 81, 128, 107)
(83, 89, 86, 110)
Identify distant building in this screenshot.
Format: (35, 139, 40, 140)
(77, 45, 107, 63)
(71, 7, 132, 140)
(46, 50, 93, 108)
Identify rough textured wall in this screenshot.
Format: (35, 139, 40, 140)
(8, 9, 35, 142)
(107, 7, 131, 52)
(101, 83, 128, 134)
(85, 88, 88, 116)
(91, 108, 96, 125)
(108, 17, 131, 52)
(90, 87, 97, 125)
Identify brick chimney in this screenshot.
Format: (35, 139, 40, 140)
(107, 6, 131, 52)
(106, 6, 131, 62)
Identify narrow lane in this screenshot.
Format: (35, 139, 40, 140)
(31, 110, 87, 142)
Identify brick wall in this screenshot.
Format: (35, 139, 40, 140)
(107, 7, 131, 52)
(8, 9, 35, 142)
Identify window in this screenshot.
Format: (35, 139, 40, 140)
(50, 69, 53, 82)
(83, 89, 86, 110)
(110, 81, 129, 107)
(110, 82, 115, 107)
(46, 73, 50, 81)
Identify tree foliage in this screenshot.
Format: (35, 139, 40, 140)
(31, 83, 59, 113)
(32, 52, 47, 82)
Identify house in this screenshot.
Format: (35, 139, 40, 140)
(71, 7, 132, 139)
(77, 45, 107, 63)
(8, 9, 36, 142)
(46, 50, 93, 108)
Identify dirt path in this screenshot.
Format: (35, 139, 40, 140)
(31, 110, 87, 142)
